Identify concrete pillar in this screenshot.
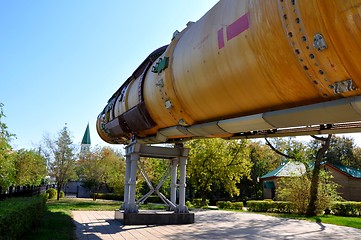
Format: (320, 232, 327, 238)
(176, 156, 188, 213)
(170, 158, 179, 206)
(121, 155, 131, 210)
(122, 142, 141, 213)
(127, 150, 139, 213)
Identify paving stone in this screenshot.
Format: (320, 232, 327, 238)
(73, 210, 361, 240)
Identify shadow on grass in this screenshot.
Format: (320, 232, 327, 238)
(24, 208, 75, 240)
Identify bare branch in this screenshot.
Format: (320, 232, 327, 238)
(265, 138, 296, 160)
(311, 135, 328, 142)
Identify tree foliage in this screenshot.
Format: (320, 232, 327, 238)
(0, 103, 16, 192)
(309, 135, 361, 169)
(240, 141, 283, 199)
(265, 137, 310, 163)
(78, 146, 125, 199)
(277, 170, 341, 215)
(266, 135, 340, 216)
(136, 157, 171, 199)
(14, 149, 46, 187)
(43, 126, 76, 200)
(186, 138, 252, 205)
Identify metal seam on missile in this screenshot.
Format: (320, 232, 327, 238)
(278, 0, 332, 98)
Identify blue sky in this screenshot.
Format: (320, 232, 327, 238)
(0, 0, 219, 150)
(2, 0, 361, 151)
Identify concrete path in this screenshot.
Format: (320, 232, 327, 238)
(73, 210, 361, 240)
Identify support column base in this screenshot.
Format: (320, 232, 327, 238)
(114, 210, 195, 225)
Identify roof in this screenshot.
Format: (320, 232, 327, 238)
(328, 163, 361, 178)
(81, 123, 91, 145)
(260, 161, 306, 179)
(261, 161, 361, 180)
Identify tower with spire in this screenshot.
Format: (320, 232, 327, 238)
(81, 123, 91, 154)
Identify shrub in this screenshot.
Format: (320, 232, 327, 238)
(59, 190, 65, 198)
(46, 188, 57, 199)
(0, 195, 46, 239)
(276, 170, 341, 215)
(217, 201, 244, 210)
(192, 198, 209, 208)
(186, 200, 194, 209)
(43, 192, 50, 200)
(331, 201, 361, 216)
(246, 200, 292, 213)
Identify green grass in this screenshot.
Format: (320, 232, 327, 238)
(47, 197, 121, 211)
(24, 209, 74, 240)
(24, 198, 122, 240)
(263, 213, 361, 229)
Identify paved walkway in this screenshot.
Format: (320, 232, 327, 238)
(73, 210, 361, 240)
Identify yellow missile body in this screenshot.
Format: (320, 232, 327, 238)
(97, 0, 361, 144)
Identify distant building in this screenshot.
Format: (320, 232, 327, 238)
(260, 161, 306, 199)
(65, 123, 92, 198)
(81, 123, 91, 154)
(261, 161, 361, 201)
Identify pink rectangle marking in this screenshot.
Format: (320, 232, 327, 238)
(218, 28, 225, 49)
(226, 12, 250, 41)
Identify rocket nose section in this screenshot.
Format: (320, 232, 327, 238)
(96, 113, 132, 145)
(96, 113, 113, 144)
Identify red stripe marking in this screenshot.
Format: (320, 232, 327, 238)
(218, 28, 225, 49)
(226, 12, 250, 41)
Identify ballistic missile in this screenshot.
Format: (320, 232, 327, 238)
(97, 0, 361, 144)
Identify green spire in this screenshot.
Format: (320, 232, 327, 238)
(81, 123, 91, 145)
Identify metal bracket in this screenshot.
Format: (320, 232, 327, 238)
(313, 33, 328, 51)
(152, 57, 169, 74)
(332, 79, 356, 94)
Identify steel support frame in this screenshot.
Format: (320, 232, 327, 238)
(121, 141, 189, 213)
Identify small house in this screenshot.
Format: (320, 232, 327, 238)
(260, 161, 361, 201)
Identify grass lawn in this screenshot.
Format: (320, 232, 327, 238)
(264, 213, 361, 229)
(24, 198, 122, 240)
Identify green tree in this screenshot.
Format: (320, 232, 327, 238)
(43, 126, 76, 200)
(265, 137, 310, 164)
(136, 157, 171, 199)
(277, 170, 340, 215)
(79, 146, 124, 199)
(265, 136, 333, 216)
(351, 147, 361, 170)
(240, 141, 282, 199)
(306, 134, 332, 216)
(0, 103, 16, 193)
(311, 135, 361, 169)
(15, 149, 46, 187)
(186, 138, 252, 206)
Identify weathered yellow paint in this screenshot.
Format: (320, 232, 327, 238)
(97, 0, 361, 144)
